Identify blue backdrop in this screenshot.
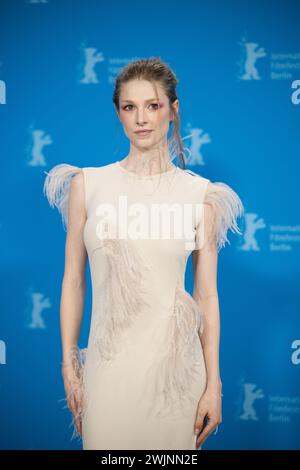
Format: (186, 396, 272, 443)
(0, 0, 299, 450)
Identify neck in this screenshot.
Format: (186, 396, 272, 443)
(121, 149, 176, 176)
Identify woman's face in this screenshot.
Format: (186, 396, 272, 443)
(116, 79, 178, 151)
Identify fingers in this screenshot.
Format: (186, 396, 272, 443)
(66, 387, 83, 438)
(194, 412, 206, 436)
(74, 414, 82, 437)
(67, 394, 77, 416)
(69, 398, 82, 438)
(196, 419, 219, 448)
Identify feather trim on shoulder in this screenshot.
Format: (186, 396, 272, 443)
(43, 163, 82, 230)
(204, 181, 244, 251)
(199, 181, 244, 252)
(182, 168, 244, 251)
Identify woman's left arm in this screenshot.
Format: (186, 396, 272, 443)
(192, 178, 244, 448)
(192, 200, 223, 448)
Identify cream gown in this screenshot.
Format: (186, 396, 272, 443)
(43, 160, 244, 450)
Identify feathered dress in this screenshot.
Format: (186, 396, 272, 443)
(43, 160, 244, 450)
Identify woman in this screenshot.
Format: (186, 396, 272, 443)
(43, 57, 244, 450)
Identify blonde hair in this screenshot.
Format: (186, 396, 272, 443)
(112, 57, 187, 170)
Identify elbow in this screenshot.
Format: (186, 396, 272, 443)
(62, 273, 86, 290)
(193, 288, 219, 303)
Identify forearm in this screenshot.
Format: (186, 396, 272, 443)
(60, 275, 86, 364)
(193, 293, 222, 392)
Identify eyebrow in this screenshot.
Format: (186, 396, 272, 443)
(121, 98, 159, 103)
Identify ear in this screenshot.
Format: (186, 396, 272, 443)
(114, 105, 121, 122)
(170, 99, 179, 121)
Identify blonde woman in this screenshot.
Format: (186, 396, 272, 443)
(44, 57, 244, 450)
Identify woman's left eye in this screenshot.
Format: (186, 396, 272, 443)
(149, 103, 159, 109)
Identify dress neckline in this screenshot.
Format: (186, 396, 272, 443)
(115, 160, 179, 179)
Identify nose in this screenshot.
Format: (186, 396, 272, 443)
(136, 108, 148, 126)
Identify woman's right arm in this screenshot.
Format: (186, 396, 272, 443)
(60, 170, 87, 366)
(59, 170, 87, 436)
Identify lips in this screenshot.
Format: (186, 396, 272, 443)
(136, 130, 152, 137)
(136, 131, 152, 139)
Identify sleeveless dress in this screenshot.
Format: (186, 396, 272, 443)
(43, 160, 244, 450)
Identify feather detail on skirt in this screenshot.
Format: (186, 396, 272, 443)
(149, 285, 205, 418)
(92, 236, 152, 363)
(199, 181, 244, 252)
(43, 163, 82, 230)
(58, 345, 88, 441)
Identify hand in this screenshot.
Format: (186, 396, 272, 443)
(62, 364, 83, 438)
(194, 387, 222, 449)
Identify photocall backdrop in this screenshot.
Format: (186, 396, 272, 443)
(0, 0, 299, 450)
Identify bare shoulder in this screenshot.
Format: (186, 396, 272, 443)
(69, 170, 86, 216)
(70, 169, 84, 186)
(205, 180, 226, 194)
(70, 169, 84, 195)
(206, 181, 214, 193)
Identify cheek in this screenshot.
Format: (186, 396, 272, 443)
(118, 115, 130, 137)
(120, 114, 133, 129)
(155, 108, 170, 126)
